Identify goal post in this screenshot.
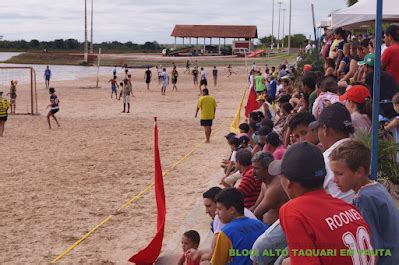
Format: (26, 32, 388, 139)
(0, 66, 38, 115)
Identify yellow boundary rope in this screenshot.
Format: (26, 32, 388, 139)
(51, 118, 228, 263)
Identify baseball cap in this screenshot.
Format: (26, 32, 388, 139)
(268, 142, 326, 180)
(339, 85, 371, 104)
(308, 103, 354, 133)
(255, 126, 272, 136)
(303, 64, 313, 72)
(224, 132, 236, 140)
(256, 95, 266, 102)
(385, 24, 399, 41)
(358, 53, 375, 67)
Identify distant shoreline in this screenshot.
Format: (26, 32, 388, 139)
(2, 51, 296, 68)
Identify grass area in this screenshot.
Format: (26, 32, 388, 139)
(2, 52, 296, 67)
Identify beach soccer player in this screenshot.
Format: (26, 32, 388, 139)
(7, 80, 17, 114)
(184, 60, 190, 74)
(157, 65, 163, 85)
(44, 66, 51, 88)
(171, 66, 179, 91)
(199, 67, 208, 95)
(144, 67, 152, 90)
(113, 65, 117, 76)
(47, 87, 60, 129)
(212, 66, 218, 86)
(121, 79, 133, 113)
(161, 68, 169, 95)
(227, 64, 236, 77)
(192, 66, 199, 87)
(0, 91, 10, 137)
(195, 88, 216, 143)
(127, 74, 134, 97)
(108, 76, 119, 99)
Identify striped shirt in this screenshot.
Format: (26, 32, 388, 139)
(237, 166, 261, 208)
(0, 97, 10, 117)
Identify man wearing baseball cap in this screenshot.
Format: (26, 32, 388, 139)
(382, 24, 399, 86)
(0, 91, 10, 137)
(268, 142, 374, 264)
(308, 103, 355, 203)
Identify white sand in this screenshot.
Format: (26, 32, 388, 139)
(0, 65, 250, 264)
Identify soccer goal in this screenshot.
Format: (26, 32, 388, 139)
(0, 67, 38, 115)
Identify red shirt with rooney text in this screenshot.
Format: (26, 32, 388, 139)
(280, 189, 374, 265)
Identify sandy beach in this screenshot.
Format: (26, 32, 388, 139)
(1, 63, 252, 264)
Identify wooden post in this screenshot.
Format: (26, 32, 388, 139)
(174, 37, 176, 49)
(218, 37, 221, 54)
(204, 37, 206, 55)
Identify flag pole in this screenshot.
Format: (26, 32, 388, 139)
(370, 0, 383, 180)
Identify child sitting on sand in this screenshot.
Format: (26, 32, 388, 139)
(178, 230, 200, 265)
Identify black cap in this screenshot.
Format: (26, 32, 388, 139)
(386, 24, 399, 41)
(268, 142, 326, 180)
(224, 132, 236, 140)
(308, 103, 354, 134)
(255, 126, 272, 136)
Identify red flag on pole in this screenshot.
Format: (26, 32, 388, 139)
(244, 85, 259, 118)
(129, 117, 166, 265)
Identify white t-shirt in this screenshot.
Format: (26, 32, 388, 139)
(323, 138, 355, 203)
(212, 208, 257, 234)
(201, 70, 207, 80)
(230, 150, 237, 162)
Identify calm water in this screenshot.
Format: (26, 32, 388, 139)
(0, 52, 115, 85)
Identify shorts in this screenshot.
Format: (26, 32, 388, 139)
(145, 78, 151, 84)
(200, 79, 208, 86)
(50, 109, 59, 114)
(0, 116, 7, 122)
(45, 77, 50, 81)
(172, 78, 177, 84)
(162, 82, 168, 87)
(200, 119, 213, 127)
(123, 95, 130, 103)
(194, 76, 198, 82)
(10, 98, 16, 104)
(112, 86, 117, 93)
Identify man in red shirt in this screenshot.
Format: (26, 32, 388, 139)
(382, 24, 399, 86)
(268, 142, 374, 265)
(236, 149, 261, 208)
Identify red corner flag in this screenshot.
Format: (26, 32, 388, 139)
(129, 117, 166, 265)
(245, 84, 259, 118)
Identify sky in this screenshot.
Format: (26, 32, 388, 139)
(0, 0, 348, 44)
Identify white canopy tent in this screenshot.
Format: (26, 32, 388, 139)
(331, 0, 399, 29)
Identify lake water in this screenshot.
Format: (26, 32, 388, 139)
(0, 52, 115, 85)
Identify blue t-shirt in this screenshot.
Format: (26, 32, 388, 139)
(341, 56, 351, 75)
(268, 80, 277, 99)
(44, 69, 51, 79)
(353, 182, 399, 264)
(212, 217, 268, 265)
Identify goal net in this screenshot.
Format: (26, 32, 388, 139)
(0, 67, 38, 115)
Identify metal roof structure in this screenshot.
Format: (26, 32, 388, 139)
(171, 25, 258, 39)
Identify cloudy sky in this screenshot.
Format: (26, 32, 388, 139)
(0, 0, 347, 44)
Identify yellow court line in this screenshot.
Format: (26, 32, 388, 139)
(51, 118, 228, 263)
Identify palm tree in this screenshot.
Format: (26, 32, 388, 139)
(347, 0, 358, 6)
